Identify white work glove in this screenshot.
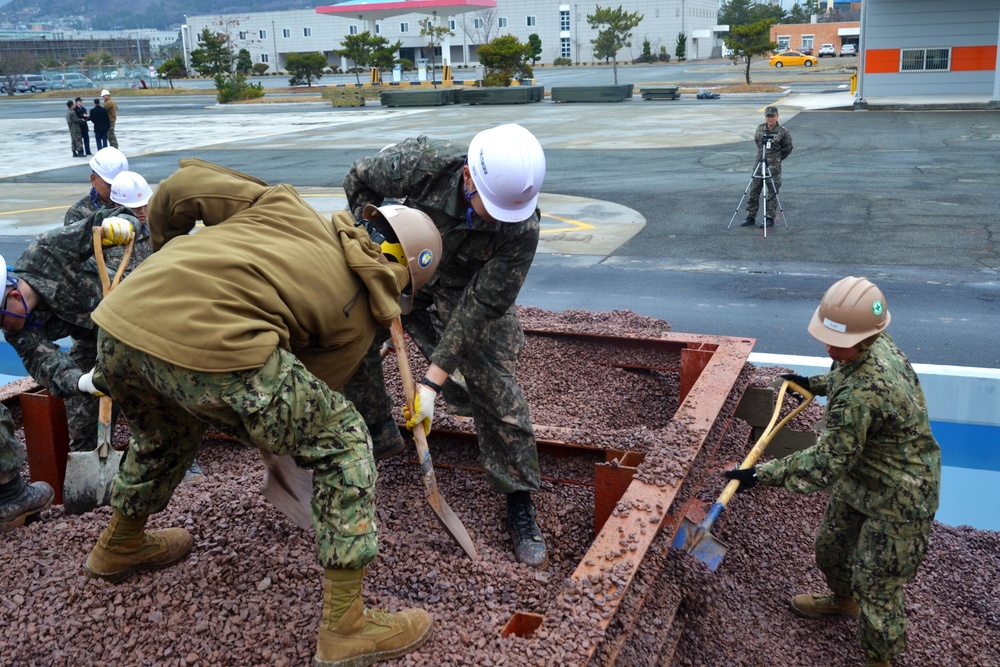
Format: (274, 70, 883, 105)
(404, 383, 437, 436)
(101, 216, 134, 247)
(380, 339, 395, 359)
(78, 368, 105, 397)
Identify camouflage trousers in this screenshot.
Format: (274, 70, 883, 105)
(97, 331, 378, 570)
(746, 163, 782, 219)
(343, 293, 540, 495)
(815, 493, 933, 662)
(0, 403, 26, 485)
(69, 124, 83, 155)
(107, 122, 118, 150)
(66, 336, 106, 453)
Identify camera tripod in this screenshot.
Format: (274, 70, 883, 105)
(727, 134, 788, 238)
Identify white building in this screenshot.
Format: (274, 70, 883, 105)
(181, 0, 723, 74)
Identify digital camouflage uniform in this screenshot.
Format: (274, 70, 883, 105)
(64, 189, 114, 226)
(66, 107, 84, 156)
(746, 121, 793, 220)
(6, 207, 150, 452)
(756, 333, 941, 663)
(342, 136, 541, 495)
(91, 158, 409, 569)
(0, 403, 25, 486)
(103, 97, 118, 150)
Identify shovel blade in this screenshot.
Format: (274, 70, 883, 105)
(261, 451, 314, 530)
(688, 532, 729, 572)
(62, 448, 122, 515)
(423, 482, 478, 560)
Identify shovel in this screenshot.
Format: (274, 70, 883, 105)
(260, 450, 314, 530)
(390, 318, 478, 560)
(62, 228, 133, 515)
(671, 379, 814, 571)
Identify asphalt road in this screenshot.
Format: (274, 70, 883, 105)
(1, 69, 997, 368)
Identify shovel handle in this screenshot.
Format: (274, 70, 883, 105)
(97, 396, 113, 458)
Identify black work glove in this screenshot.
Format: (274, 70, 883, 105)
(779, 373, 810, 392)
(723, 466, 758, 493)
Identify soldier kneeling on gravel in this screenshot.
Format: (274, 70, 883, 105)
(81, 159, 442, 667)
(724, 277, 941, 667)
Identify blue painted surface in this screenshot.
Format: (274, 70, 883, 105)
(937, 466, 1000, 532)
(930, 420, 1000, 472)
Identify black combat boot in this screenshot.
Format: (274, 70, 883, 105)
(740, 215, 756, 227)
(506, 491, 548, 570)
(762, 216, 775, 228)
(0, 476, 54, 532)
(370, 418, 407, 461)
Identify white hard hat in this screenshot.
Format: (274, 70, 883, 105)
(89, 147, 129, 184)
(467, 123, 546, 223)
(110, 171, 153, 208)
(101, 89, 111, 96)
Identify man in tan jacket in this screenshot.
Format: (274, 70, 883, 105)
(100, 89, 118, 149)
(81, 159, 443, 666)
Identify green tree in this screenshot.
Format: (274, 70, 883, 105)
(719, 0, 784, 27)
(476, 34, 531, 87)
(189, 28, 233, 77)
(214, 72, 264, 103)
(725, 20, 778, 84)
(156, 54, 187, 90)
(526, 34, 543, 65)
(418, 17, 453, 88)
(286, 52, 328, 87)
(251, 63, 270, 76)
(0, 49, 37, 97)
(336, 31, 401, 84)
(586, 5, 644, 84)
(236, 48, 253, 75)
(675, 32, 687, 61)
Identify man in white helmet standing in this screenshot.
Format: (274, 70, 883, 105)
(342, 123, 551, 569)
(723, 276, 941, 667)
(100, 89, 119, 150)
(64, 146, 129, 225)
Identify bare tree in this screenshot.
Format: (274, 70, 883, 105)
(458, 8, 501, 46)
(0, 49, 39, 96)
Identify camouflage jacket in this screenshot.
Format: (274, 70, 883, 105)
(65, 108, 84, 132)
(6, 207, 151, 397)
(343, 136, 540, 373)
(754, 122, 793, 171)
(757, 333, 941, 521)
(64, 189, 114, 226)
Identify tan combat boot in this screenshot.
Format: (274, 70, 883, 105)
(790, 592, 860, 618)
(315, 568, 432, 667)
(85, 509, 193, 583)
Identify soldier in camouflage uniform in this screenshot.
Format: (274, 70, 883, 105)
(741, 105, 793, 228)
(341, 124, 551, 570)
(65, 100, 86, 157)
(64, 146, 129, 225)
(81, 159, 440, 667)
(725, 277, 941, 667)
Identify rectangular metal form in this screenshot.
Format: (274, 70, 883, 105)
(19, 389, 70, 505)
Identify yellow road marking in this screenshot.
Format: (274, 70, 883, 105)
(541, 212, 595, 234)
(0, 205, 68, 216)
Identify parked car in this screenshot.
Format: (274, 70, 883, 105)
(14, 74, 50, 93)
(0, 82, 7, 94)
(840, 44, 858, 57)
(798, 47, 813, 56)
(50, 72, 95, 89)
(769, 51, 818, 68)
(818, 43, 837, 57)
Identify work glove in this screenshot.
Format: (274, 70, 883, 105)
(78, 368, 105, 397)
(723, 466, 758, 493)
(779, 373, 811, 402)
(101, 216, 134, 247)
(404, 382, 437, 436)
(380, 338, 395, 359)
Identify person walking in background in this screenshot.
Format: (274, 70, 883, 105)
(90, 98, 110, 151)
(64, 147, 128, 225)
(101, 89, 119, 149)
(741, 105, 792, 229)
(65, 100, 86, 158)
(73, 97, 92, 157)
(724, 276, 941, 667)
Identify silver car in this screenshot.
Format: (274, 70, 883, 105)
(14, 74, 50, 93)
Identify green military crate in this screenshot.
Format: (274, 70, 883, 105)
(380, 89, 453, 107)
(550, 85, 632, 103)
(324, 87, 366, 107)
(458, 85, 542, 105)
(639, 86, 681, 101)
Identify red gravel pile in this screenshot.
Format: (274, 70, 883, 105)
(0, 309, 996, 667)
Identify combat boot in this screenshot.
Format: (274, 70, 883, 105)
(506, 491, 549, 570)
(790, 592, 860, 618)
(0, 476, 54, 532)
(85, 509, 193, 583)
(740, 215, 756, 227)
(369, 418, 407, 461)
(315, 567, 432, 667)
(762, 216, 775, 228)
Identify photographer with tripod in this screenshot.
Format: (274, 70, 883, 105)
(740, 106, 793, 229)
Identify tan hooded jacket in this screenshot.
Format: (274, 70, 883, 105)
(92, 158, 409, 389)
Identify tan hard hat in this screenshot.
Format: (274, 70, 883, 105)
(808, 276, 891, 347)
(363, 204, 442, 314)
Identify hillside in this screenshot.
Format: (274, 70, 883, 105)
(0, 0, 317, 31)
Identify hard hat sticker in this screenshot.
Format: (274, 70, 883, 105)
(872, 300, 884, 316)
(822, 317, 847, 333)
(418, 250, 434, 268)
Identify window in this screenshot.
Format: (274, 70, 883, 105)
(498, 17, 508, 28)
(449, 19, 456, 30)
(261, 53, 269, 63)
(400, 22, 409, 33)
(303, 27, 312, 38)
(238, 31, 247, 40)
(282, 28, 290, 38)
(349, 24, 358, 35)
(560, 37, 571, 58)
(801, 35, 813, 51)
(375, 23, 381, 34)
(560, 10, 570, 31)
(526, 16, 536, 27)
(474, 18, 484, 29)
(777, 35, 790, 51)
(901, 47, 950, 72)
(259, 29, 267, 39)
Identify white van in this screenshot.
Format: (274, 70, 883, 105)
(51, 72, 95, 89)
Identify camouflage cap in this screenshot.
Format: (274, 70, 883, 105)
(764, 106, 778, 116)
